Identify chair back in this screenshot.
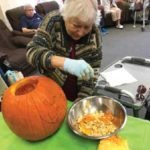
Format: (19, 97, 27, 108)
(6, 6, 25, 31)
(35, 1, 59, 17)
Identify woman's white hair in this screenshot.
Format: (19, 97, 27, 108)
(61, 0, 98, 24)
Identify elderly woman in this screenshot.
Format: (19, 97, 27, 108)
(26, 0, 102, 101)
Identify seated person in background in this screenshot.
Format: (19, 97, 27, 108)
(97, 0, 109, 35)
(129, 0, 143, 10)
(102, 0, 124, 29)
(20, 4, 43, 33)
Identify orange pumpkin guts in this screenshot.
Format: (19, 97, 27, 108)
(1, 76, 67, 141)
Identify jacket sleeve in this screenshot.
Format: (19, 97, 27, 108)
(26, 11, 59, 72)
(76, 26, 103, 101)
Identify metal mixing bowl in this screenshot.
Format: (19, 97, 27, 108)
(67, 96, 127, 140)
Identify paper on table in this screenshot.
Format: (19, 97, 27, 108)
(100, 68, 137, 87)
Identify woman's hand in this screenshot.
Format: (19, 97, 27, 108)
(63, 58, 94, 80)
(51, 56, 94, 80)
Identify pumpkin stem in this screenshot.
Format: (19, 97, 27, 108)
(15, 79, 38, 95)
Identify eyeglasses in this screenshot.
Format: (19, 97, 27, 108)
(136, 84, 147, 101)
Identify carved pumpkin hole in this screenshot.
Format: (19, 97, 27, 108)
(15, 79, 38, 95)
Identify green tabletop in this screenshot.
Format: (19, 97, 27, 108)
(0, 101, 150, 150)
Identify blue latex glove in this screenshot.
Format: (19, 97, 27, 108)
(64, 58, 94, 80)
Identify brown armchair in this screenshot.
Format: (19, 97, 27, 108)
(5, 1, 60, 47)
(5, 6, 35, 39)
(6, 1, 59, 31)
(35, 1, 59, 17)
(0, 19, 34, 76)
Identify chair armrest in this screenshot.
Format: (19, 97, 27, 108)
(11, 35, 32, 47)
(0, 52, 7, 64)
(12, 30, 34, 38)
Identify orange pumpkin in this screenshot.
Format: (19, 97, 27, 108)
(1, 76, 67, 141)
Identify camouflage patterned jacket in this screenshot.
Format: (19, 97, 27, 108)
(26, 10, 102, 100)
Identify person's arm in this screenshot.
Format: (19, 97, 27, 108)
(26, 29, 62, 72)
(51, 56, 65, 69)
(22, 27, 37, 33)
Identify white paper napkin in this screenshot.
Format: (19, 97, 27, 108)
(100, 68, 137, 87)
